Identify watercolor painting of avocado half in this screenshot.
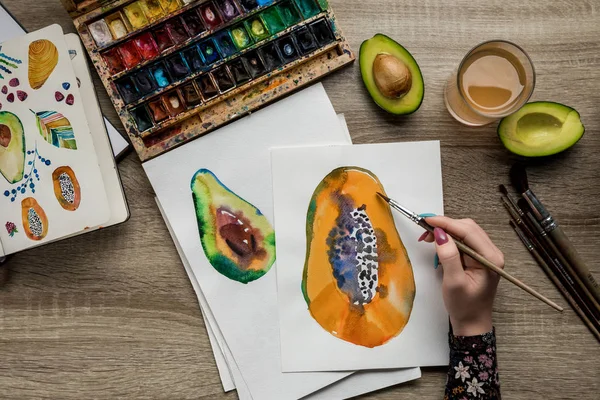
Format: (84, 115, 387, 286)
(0, 25, 110, 256)
(272, 141, 449, 372)
(191, 169, 275, 284)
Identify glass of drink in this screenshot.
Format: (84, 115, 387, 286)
(444, 40, 535, 126)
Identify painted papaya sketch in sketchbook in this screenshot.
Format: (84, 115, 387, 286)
(302, 167, 416, 348)
(52, 166, 81, 211)
(191, 169, 275, 284)
(21, 197, 48, 241)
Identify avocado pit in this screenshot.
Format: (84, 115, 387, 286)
(373, 53, 412, 99)
(0, 124, 10, 148)
(217, 207, 264, 263)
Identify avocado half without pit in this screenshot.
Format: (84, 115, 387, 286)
(498, 102, 585, 157)
(360, 34, 424, 115)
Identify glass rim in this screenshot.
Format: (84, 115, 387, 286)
(455, 39, 536, 119)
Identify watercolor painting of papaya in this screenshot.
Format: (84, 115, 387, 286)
(21, 197, 48, 241)
(28, 39, 58, 90)
(52, 166, 81, 211)
(302, 167, 416, 348)
(191, 169, 276, 284)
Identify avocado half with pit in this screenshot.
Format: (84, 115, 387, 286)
(498, 102, 585, 157)
(360, 34, 424, 115)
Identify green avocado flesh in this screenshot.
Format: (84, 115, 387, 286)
(360, 34, 425, 115)
(0, 111, 26, 184)
(191, 169, 276, 284)
(498, 102, 585, 157)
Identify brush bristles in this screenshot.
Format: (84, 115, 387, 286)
(510, 164, 529, 194)
(376, 192, 390, 202)
(499, 184, 509, 195)
(517, 198, 530, 213)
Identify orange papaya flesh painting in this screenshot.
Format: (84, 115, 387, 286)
(302, 167, 416, 348)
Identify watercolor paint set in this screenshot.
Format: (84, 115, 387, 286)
(61, 0, 354, 161)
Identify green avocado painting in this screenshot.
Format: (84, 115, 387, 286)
(191, 169, 276, 284)
(0, 111, 26, 184)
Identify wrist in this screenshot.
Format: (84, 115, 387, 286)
(450, 316, 493, 337)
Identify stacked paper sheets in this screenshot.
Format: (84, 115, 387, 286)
(144, 84, 447, 399)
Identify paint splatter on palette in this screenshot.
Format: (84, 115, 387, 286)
(61, 0, 354, 161)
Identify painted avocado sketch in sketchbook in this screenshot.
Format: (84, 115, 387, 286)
(191, 169, 275, 284)
(302, 167, 416, 348)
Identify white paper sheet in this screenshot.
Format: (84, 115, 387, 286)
(144, 85, 353, 400)
(305, 368, 422, 400)
(0, 25, 110, 254)
(0, 4, 130, 159)
(155, 197, 239, 394)
(153, 111, 423, 399)
(272, 141, 449, 372)
(157, 111, 354, 394)
(158, 193, 423, 400)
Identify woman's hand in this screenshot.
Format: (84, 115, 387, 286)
(418, 217, 504, 336)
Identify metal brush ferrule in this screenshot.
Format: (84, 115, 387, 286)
(513, 224, 534, 251)
(539, 216, 559, 233)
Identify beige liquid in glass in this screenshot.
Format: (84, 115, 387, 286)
(445, 43, 533, 126)
(460, 50, 526, 114)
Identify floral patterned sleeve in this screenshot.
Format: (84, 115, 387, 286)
(445, 328, 500, 400)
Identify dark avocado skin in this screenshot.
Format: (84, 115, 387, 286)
(497, 101, 585, 157)
(360, 34, 425, 115)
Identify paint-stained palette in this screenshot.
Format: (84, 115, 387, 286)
(61, 0, 354, 161)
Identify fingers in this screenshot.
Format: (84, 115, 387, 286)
(423, 216, 504, 268)
(433, 227, 465, 283)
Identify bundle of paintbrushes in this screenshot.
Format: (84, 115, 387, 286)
(502, 164, 600, 342)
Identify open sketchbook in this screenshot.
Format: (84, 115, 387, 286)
(0, 26, 129, 257)
(0, 2, 130, 159)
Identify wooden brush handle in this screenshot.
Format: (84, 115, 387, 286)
(529, 245, 600, 341)
(453, 240, 564, 312)
(549, 227, 600, 304)
(540, 233, 600, 319)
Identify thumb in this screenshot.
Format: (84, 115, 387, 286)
(433, 227, 465, 282)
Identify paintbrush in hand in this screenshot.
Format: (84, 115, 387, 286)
(510, 164, 600, 304)
(376, 192, 563, 312)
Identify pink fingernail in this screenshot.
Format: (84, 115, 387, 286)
(434, 228, 448, 245)
(418, 231, 429, 242)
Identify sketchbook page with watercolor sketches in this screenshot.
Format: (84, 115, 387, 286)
(0, 3, 131, 159)
(0, 25, 111, 256)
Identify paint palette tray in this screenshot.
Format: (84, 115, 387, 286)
(61, 0, 355, 161)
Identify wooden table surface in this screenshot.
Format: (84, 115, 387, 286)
(2, 0, 600, 398)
